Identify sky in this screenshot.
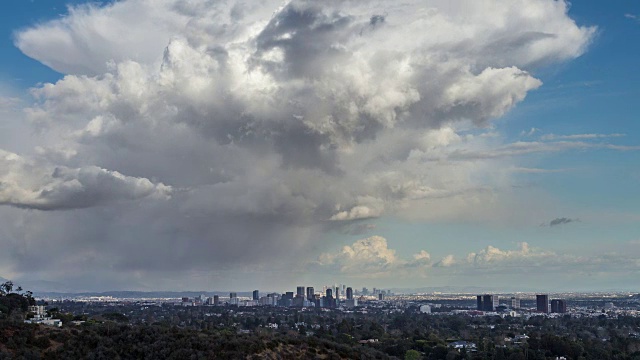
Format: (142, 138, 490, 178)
(0, 0, 639, 293)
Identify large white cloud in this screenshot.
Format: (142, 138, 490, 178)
(0, 149, 171, 210)
(0, 0, 605, 290)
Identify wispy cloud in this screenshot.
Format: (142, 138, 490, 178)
(546, 217, 580, 227)
(540, 133, 626, 141)
(510, 167, 572, 174)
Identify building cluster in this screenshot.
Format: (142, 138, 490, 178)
(24, 305, 62, 327)
(178, 285, 392, 309)
(476, 294, 567, 314)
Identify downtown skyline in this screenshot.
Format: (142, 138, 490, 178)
(0, 0, 639, 293)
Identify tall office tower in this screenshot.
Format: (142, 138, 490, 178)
(229, 292, 237, 299)
(551, 299, 567, 313)
(297, 286, 305, 297)
(325, 288, 333, 307)
(346, 287, 353, 300)
(378, 293, 385, 301)
(482, 295, 496, 311)
(477, 295, 483, 311)
(511, 296, 520, 309)
(253, 290, 259, 301)
(213, 295, 219, 306)
(306, 287, 315, 301)
(536, 294, 549, 313)
(335, 287, 340, 300)
(362, 287, 368, 295)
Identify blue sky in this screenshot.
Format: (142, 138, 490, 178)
(0, 0, 639, 292)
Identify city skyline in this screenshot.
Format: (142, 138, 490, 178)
(0, 0, 639, 293)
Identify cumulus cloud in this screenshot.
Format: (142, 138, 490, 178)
(317, 236, 433, 277)
(0, 96, 21, 112)
(465, 242, 554, 265)
(0, 149, 171, 210)
(0, 0, 601, 290)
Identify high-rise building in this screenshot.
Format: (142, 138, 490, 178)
(551, 299, 567, 313)
(335, 287, 340, 300)
(229, 292, 237, 299)
(482, 295, 497, 311)
(511, 296, 520, 309)
(253, 290, 259, 301)
(297, 286, 305, 297)
(477, 295, 483, 311)
(324, 288, 334, 308)
(213, 295, 219, 306)
(306, 287, 315, 301)
(346, 287, 353, 300)
(536, 294, 549, 313)
(378, 293, 385, 301)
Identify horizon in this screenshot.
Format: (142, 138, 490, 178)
(1, 0, 639, 293)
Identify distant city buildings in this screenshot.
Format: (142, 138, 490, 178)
(24, 306, 62, 327)
(536, 294, 549, 313)
(252, 290, 259, 301)
(511, 296, 520, 309)
(477, 294, 499, 312)
(551, 299, 567, 313)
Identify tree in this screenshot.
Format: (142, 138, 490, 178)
(0, 281, 14, 295)
(405, 349, 421, 360)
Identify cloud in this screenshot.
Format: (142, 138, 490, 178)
(434, 254, 456, 268)
(314, 237, 640, 288)
(548, 217, 580, 227)
(317, 235, 433, 277)
(0, 149, 171, 210)
(337, 223, 377, 236)
(540, 133, 626, 141)
(509, 167, 571, 174)
(0, 96, 21, 112)
(465, 242, 554, 265)
(0, 0, 599, 290)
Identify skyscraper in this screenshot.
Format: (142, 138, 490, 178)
(229, 292, 237, 299)
(253, 290, 259, 301)
(346, 287, 353, 300)
(325, 288, 334, 308)
(536, 294, 549, 313)
(551, 299, 567, 313)
(511, 296, 520, 309)
(477, 295, 483, 311)
(213, 295, 219, 306)
(306, 287, 314, 301)
(297, 286, 305, 297)
(482, 295, 497, 311)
